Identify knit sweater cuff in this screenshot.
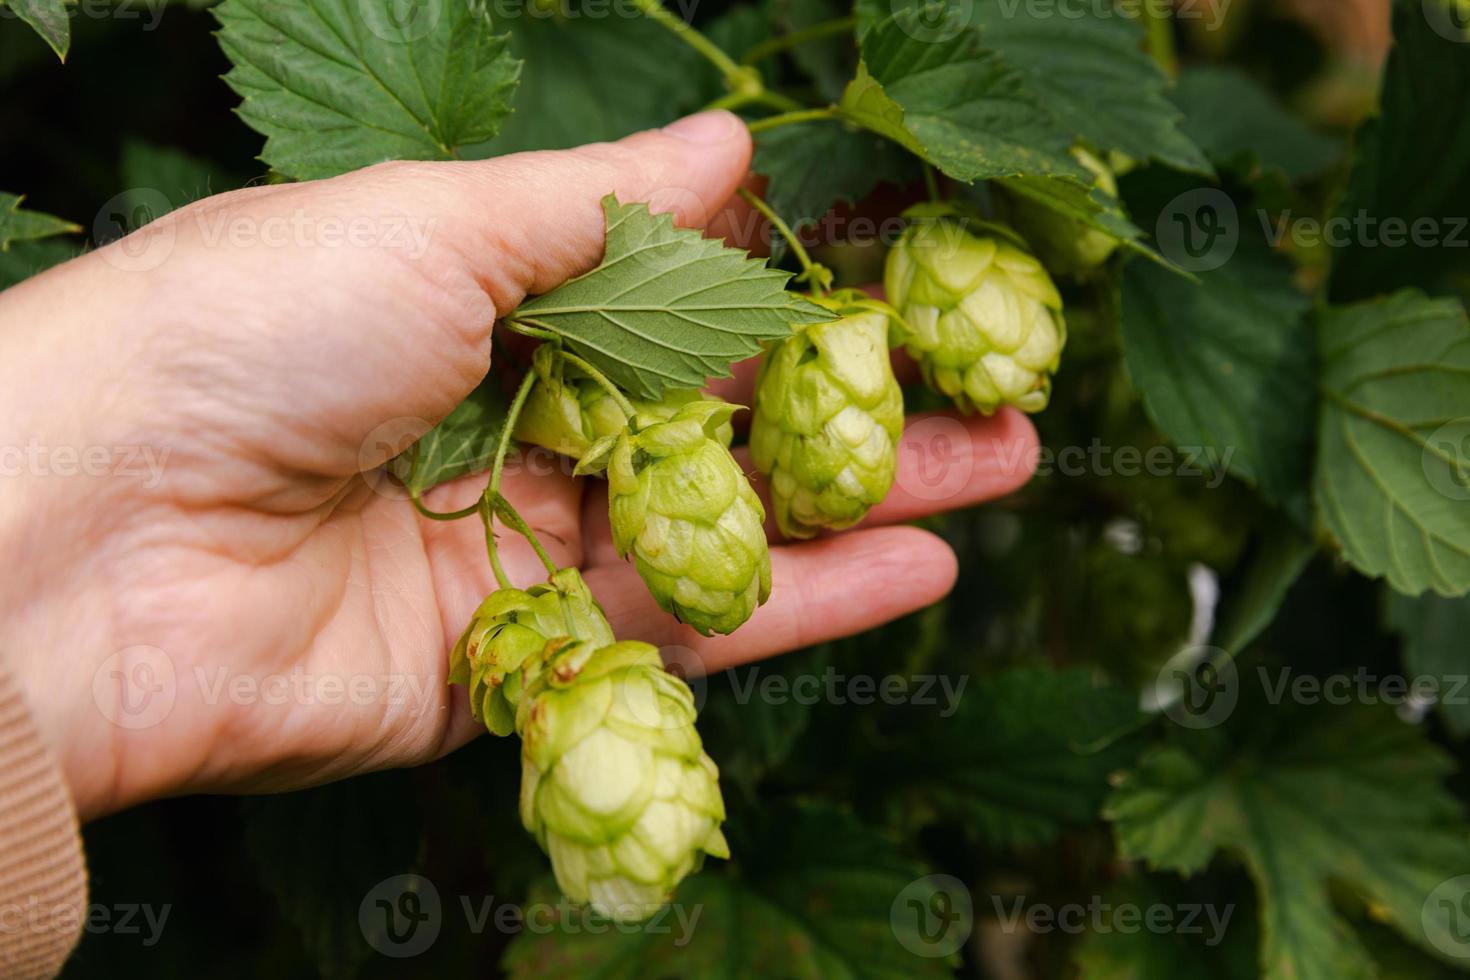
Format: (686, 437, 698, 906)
(0, 664, 87, 979)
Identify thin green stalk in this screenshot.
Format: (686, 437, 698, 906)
(737, 187, 826, 297)
(629, 0, 753, 92)
(503, 318, 560, 344)
(488, 370, 537, 502)
(554, 349, 639, 420)
(477, 368, 538, 589)
(704, 88, 807, 114)
(741, 16, 856, 65)
(410, 493, 481, 522)
(746, 106, 840, 134)
(480, 494, 512, 591)
(922, 163, 941, 204)
(493, 495, 560, 579)
(1144, 3, 1178, 78)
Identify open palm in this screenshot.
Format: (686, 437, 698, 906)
(0, 112, 1036, 820)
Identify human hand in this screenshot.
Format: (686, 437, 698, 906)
(0, 111, 1037, 821)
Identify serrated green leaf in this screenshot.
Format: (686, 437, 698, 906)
(510, 195, 833, 399)
(884, 667, 1144, 849)
(1387, 590, 1470, 738)
(752, 120, 917, 259)
(503, 804, 953, 978)
(1106, 702, 1470, 980)
(5, 0, 69, 60)
(1314, 291, 1470, 597)
(858, 0, 1210, 173)
(243, 770, 425, 978)
(391, 372, 510, 494)
(0, 192, 80, 251)
(698, 646, 831, 798)
(963, 0, 1210, 175)
(1121, 241, 1315, 504)
(216, 0, 521, 180)
(1330, 4, 1470, 302)
(997, 173, 1158, 263)
(1172, 66, 1342, 183)
(0, 237, 79, 290)
(847, 11, 1080, 181)
(1072, 874, 1259, 979)
(467, 13, 704, 156)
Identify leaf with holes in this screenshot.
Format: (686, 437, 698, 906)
(216, 0, 520, 180)
(508, 195, 833, 399)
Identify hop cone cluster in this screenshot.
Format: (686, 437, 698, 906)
(515, 346, 732, 461)
(518, 638, 728, 920)
(1001, 147, 1121, 279)
(885, 214, 1066, 414)
(448, 568, 614, 736)
(599, 399, 771, 636)
(749, 292, 904, 538)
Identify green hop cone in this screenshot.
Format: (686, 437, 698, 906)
(1000, 147, 1121, 279)
(885, 212, 1067, 415)
(591, 399, 771, 636)
(749, 291, 904, 538)
(448, 568, 615, 736)
(518, 638, 728, 920)
(515, 346, 733, 462)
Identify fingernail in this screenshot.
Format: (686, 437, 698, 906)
(663, 110, 741, 144)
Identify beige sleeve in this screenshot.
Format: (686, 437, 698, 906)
(0, 665, 87, 979)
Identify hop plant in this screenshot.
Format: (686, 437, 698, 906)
(515, 346, 733, 461)
(1000, 147, 1121, 279)
(885, 212, 1066, 414)
(517, 638, 728, 920)
(448, 568, 615, 736)
(588, 399, 771, 636)
(749, 292, 904, 538)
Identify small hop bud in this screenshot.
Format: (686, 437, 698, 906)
(515, 346, 733, 463)
(749, 293, 904, 538)
(448, 568, 615, 736)
(518, 638, 728, 920)
(1000, 147, 1122, 279)
(596, 399, 771, 636)
(885, 214, 1067, 414)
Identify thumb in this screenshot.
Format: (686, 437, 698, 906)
(45, 111, 753, 485)
(340, 109, 754, 318)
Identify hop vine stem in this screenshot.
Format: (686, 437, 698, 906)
(741, 17, 857, 65)
(737, 187, 827, 298)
